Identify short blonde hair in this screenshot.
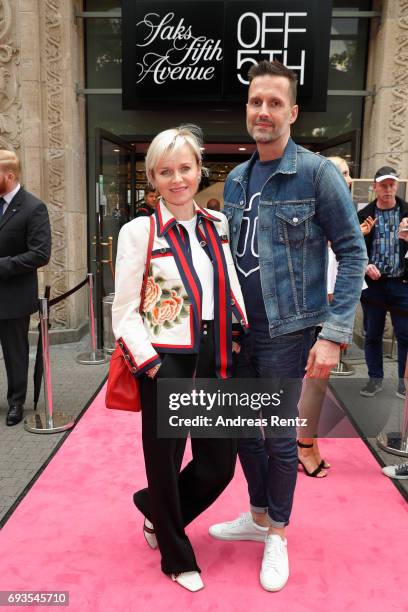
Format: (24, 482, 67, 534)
(0, 150, 20, 179)
(145, 124, 204, 186)
(327, 156, 348, 171)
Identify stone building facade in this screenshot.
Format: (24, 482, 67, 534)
(358, 0, 408, 349)
(0, 0, 87, 339)
(1, 0, 407, 342)
(361, 0, 408, 177)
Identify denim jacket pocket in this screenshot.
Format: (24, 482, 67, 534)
(222, 206, 234, 221)
(223, 200, 244, 216)
(275, 201, 315, 245)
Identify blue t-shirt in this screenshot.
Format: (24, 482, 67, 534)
(370, 206, 402, 276)
(236, 159, 281, 332)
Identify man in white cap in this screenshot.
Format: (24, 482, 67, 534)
(381, 217, 408, 480)
(359, 166, 408, 399)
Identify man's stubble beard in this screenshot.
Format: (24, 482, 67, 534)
(248, 126, 277, 145)
(254, 133, 275, 144)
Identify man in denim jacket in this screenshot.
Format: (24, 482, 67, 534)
(209, 61, 367, 592)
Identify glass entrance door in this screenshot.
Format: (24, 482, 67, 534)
(306, 130, 361, 176)
(94, 129, 136, 348)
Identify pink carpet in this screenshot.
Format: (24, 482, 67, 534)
(0, 385, 407, 612)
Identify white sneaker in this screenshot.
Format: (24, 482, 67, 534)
(171, 571, 204, 592)
(260, 535, 289, 592)
(143, 518, 158, 549)
(382, 462, 408, 480)
(209, 512, 268, 542)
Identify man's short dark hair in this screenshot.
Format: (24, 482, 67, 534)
(248, 60, 298, 105)
(144, 185, 156, 196)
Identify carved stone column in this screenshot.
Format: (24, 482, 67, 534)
(16, 0, 87, 340)
(0, 2, 22, 154)
(356, 0, 408, 354)
(361, 0, 408, 176)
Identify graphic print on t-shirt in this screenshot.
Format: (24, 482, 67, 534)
(235, 158, 280, 331)
(236, 192, 260, 277)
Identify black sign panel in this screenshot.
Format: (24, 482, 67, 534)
(122, 1, 225, 108)
(122, 0, 332, 111)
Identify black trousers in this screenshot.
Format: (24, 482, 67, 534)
(133, 322, 237, 575)
(0, 316, 30, 407)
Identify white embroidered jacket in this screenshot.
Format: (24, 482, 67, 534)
(112, 200, 248, 378)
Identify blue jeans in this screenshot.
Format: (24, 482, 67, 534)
(235, 327, 316, 528)
(362, 278, 408, 380)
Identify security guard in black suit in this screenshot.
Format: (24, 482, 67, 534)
(0, 150, 51, 425)
(135, 186, 158, 217)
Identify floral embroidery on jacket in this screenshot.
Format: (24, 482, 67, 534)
(143, 276, 162, 312)
(142, 276, 191, 335)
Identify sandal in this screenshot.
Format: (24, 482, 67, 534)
(297, 441, 327, 478)
(299, 440, 330, 469)
(313, 448, 331, 470)
(143, 517, 158, 549)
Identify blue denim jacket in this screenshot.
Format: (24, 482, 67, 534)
(223, 138, 368, 344)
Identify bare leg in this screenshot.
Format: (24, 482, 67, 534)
(297, 438, 327, 478)
(268, 526, 286, 539)
(251, 509, 269, 527)
(297, 377, 330, 476)
(312, 438, 330, 469)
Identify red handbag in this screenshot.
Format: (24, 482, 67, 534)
(105, 216, 154, 412)
(105, 345, 142, 411)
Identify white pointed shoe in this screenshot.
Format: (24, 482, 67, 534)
(143, 518, 158, 549)
(260, 535, 289, 592)
(171, 571, 204, 592)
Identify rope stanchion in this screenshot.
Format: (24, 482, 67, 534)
(377, 355, 408, 458)
(24, 298, 74, 434)
(48, 277, 88, 307)
(377, 410, 408, 458)
(330, 348, 355, 377)
(76, 273, 107, 365)
(33, 285, 51, 410)
(360, 292, 408, 455)
(32, 280, 89, 409)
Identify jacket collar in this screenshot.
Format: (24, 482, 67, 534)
(378, 196, 408, 212)
(155, 198, 220, 237)
(233, 137, 298, 187)
(0, 187, 24, 232)
(3, 185, 24, 208)
(365, 196, 408, 216)
(1, 183, 21, 205)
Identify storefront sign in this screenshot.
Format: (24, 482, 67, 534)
(122, 0, 332, 111)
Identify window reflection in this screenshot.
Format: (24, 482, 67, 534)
(290, 97, 361, 141)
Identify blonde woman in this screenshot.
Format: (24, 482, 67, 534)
(112, 125, 248, 592)
(298, 156, 374, 476)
